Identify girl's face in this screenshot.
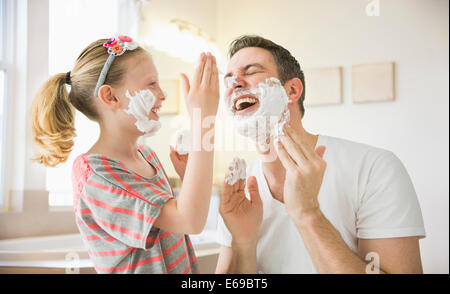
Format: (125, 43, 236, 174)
(115, 53, 166, 137)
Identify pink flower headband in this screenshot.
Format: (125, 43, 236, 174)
(94, 35, 139, 96)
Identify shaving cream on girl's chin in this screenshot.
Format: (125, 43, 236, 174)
(124, 89, 161, 138)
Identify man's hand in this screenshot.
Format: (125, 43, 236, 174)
(219, 176, 263, 246)
(276, 125, 327, 220)
(169, 146, 188, 181)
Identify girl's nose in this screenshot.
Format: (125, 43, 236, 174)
(156, 85, 166, 100)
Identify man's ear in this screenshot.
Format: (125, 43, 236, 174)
(97, 85, 121, 110)
(284, 78, 303, 103)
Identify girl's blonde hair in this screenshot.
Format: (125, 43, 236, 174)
(31, 39, 146, 167)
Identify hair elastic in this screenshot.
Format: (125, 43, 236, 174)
(93, 35, 138, 97)
(65, 71, 71, 85)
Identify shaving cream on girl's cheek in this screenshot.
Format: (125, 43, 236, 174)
(226, 77, 291, 152)
(225, 157, 247, 186)
(124, 89, 161, 137)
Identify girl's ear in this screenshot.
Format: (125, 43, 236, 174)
(97, 85, 121, 110)
(284, 78, 303, 103)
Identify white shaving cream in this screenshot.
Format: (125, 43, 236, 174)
(124, 89, 161, 138)
(225, 157, 247, 186)
(173, 129, 190, 155)
(225, 75, 238, 89)
(225, 77, 291, 152)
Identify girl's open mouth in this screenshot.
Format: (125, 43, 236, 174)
(150, 106, 161, 119)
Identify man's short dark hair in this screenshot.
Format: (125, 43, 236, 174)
(228, 35, 306, 117)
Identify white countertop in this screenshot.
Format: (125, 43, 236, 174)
(0, 231, 220, 269)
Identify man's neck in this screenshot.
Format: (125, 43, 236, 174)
(261, 155, 286, 203)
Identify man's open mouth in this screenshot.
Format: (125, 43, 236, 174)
(233, 95, 260, 114)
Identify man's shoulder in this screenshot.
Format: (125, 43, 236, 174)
(320, 135, 395, 163)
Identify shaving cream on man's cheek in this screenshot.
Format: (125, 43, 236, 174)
(225, 75, 238, 89)
(226, 77, 291, 152)
(123, 89, 161, 138)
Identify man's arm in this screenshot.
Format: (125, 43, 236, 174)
(215, 244, 258, 274)
(277, 125, 424, 274)
(216, 175, 263, 274)
(358, 236, 423, 274)
(216, 212, 423, 274)
(291, 210, 372, 273)
(291, 210, 423, 273)
(215, 246, 233, 274)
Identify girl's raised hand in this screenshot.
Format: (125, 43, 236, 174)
(180, 53, 220, 119)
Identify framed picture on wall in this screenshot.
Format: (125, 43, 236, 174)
(352, 62, 395, 103)
(159, 79, 180, 114)
(303, 67, 343, 106)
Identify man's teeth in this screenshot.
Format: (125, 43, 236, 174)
(151, 108, 159, 113)
(235, 97, 258, 111)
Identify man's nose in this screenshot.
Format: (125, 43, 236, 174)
(227, 75, 246, 96)
(233, 74, 247, 89)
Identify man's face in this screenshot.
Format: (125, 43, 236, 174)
(223, 47, 292, 153)
(224, 47, 280, 116)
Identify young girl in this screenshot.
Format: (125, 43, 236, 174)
(31, 36, 219, 274)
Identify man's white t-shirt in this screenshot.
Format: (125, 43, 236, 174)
(216, 135, 426, 274)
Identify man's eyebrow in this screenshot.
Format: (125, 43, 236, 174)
(224, 72, 233, 79)
(224, 63, 266, 79)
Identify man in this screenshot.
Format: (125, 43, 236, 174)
(215, 35, 426, 274)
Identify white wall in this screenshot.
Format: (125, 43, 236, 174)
(216, 0, 449, 274)
(9, 0, 49, 202)
(0, 0, 79, 239)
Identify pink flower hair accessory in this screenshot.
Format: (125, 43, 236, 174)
(103, 35, 138, 56)
(103, 38, 118, 48)
(94, 35, 140, 97)
(118, 35, 132, 42)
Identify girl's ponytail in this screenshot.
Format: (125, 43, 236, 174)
(30, 38, 146, 167)
(31, 73, 76, 167)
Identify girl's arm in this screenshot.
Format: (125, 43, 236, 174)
(154, 53, 219, 234)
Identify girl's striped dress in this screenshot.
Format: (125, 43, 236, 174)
(71, 144, 199, 274)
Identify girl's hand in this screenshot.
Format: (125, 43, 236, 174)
(180, 53, 220, 118)
(169, 146, 188, 181)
